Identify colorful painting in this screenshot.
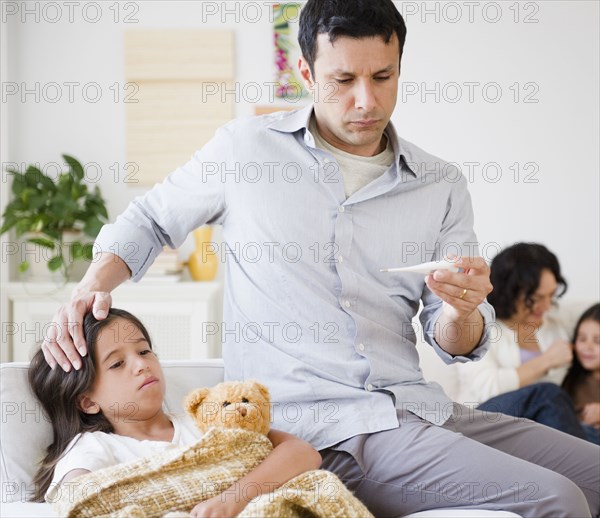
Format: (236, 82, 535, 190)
(273, 3, 307, 100)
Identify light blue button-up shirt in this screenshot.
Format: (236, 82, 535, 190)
(96, 104, 495, 449)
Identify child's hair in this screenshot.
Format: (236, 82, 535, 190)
(562, 303, 600, 397)
(28, 308, 153, 502)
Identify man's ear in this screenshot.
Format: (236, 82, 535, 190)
(298, 56, 315, 90)
(77, 394, 101, 415)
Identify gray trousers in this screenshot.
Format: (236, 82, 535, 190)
(319, 404, 600, 518)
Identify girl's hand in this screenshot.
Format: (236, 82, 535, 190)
(190, 494, 247, 518)
(581, 402, 600, 428)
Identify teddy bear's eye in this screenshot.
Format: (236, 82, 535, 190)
(223, 401, 231, 407)
(242, 398, 249, 403)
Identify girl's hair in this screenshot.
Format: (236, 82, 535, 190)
(562, 303, 600, 397)
(488, 242, 567, 319)
(28, 308, 153, 502)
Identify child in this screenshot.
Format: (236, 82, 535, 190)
(562, 303, 600, 445)
(29, 308, 322, 516)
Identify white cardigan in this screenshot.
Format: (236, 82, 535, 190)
(456, 313, 570, 405)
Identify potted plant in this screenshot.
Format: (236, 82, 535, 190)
(0, 155, 108, 283)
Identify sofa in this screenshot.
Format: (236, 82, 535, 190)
(5, 300, 591, 517)
(0, 356, 525, 518)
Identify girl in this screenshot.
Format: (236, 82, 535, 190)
(29, 308, 322, 517)
(562, 303, 600, 445)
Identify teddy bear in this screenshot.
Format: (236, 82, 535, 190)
(184, 379, 272, 435)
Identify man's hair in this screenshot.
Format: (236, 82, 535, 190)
(298, 0, 407, 75)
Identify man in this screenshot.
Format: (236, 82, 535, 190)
(43, 0, 599, 516)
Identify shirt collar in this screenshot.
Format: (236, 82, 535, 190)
(267, 104, 417, 177)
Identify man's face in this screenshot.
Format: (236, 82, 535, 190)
(299, 33, 400, 157)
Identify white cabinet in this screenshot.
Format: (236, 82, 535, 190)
(2, 281, 223, 362)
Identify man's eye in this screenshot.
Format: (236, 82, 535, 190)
(242, 398, 249, 403)
(223, 401, 231, 407)
(335, 78, 351, 84)
(375, 76, 391, 81)
(109, 361, 123, 369)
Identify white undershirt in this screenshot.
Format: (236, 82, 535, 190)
(309, 117, 395, 198)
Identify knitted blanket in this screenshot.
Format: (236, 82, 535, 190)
(51, 427, 373, 518)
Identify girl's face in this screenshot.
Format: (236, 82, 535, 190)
(80, 317, 166, 425)
(512, 269, 558, 327)
(575, 319, 600, 374)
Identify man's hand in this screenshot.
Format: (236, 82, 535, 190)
(42, 290, 112, 372)
(41, 252, 131, 371)
(425, 256, 493, 323)
(426, 256, 493, 356)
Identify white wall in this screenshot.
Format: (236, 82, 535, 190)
(3, 1, 599, 301)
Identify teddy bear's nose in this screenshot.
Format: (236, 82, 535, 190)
(239, 407, 247, 417)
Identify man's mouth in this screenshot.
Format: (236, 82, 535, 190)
(349, 119, 379, 127)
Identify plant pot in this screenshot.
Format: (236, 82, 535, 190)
(19, 230, 91, 283)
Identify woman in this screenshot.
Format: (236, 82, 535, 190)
(457, 243, 587, 439)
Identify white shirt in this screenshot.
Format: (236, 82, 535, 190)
(456, 313, 570, 405)
(45, 413, 201, 502)
(95, 104, 496, 449)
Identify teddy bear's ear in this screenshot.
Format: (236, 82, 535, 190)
(249, 380, 270, 402)
(184, 388, 210, 417)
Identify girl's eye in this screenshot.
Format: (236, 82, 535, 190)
(223, 401, 231, 407)
(242, 398, 249, 403)
(109, 361, 123, 370)
(140, 349, 152, 355)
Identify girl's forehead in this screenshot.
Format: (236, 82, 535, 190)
(579, 320, 600, 332)
(96, 318, 144, 346)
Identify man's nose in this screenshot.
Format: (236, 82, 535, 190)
(354, 80, 377, 111)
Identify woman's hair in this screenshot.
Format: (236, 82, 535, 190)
(488, 243, 568, 319)
(562, 303, 600, 397)
(28, 308, 153, 502)
(298, 0, 407, 76)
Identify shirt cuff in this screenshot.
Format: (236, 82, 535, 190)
(426, 301, 496, 365)
(94, 219, 160, 282)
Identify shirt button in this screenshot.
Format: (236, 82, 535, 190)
(338, 206, 345, 213)
(367, 384, 373, 391)
(344, 300, 351, 308)
(358, 343, 365, 351)
(338, 255, 344, 263)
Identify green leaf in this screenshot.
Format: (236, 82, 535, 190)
(10, 172, 27, 196)
(48, 255, 64, 271)
(82, 243, 94, 261)
(70, 241, 84, 260)
(24, 166, 44, 187)
(18, 261, 30, 273)
(83, 217, 104, 237)
(63, 155, 84, 182)
(27, 237, 56, 249)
